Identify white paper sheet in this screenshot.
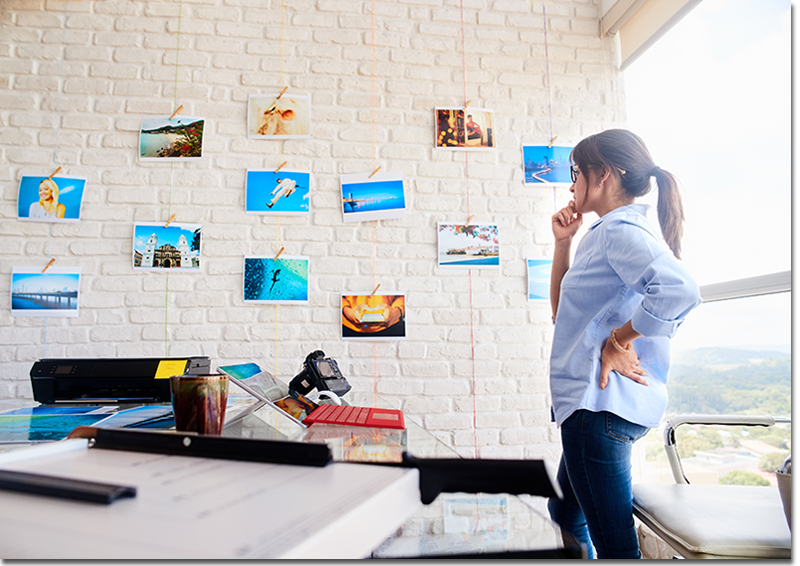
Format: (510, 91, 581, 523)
(0, 440, 420, 559)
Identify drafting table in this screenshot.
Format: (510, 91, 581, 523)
(0, 394, 569, 559)
(0, 437, 420, 559)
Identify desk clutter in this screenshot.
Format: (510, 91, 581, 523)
(0, 355, 405, 447)
(0, 425, 559, 507)
(218, 355, 404, 430)
(0, 425, 563, 559)
(0, 356, 566, 559)
(0, 432, 421, 559)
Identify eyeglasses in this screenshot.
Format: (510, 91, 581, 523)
(569, 165, 579, 183)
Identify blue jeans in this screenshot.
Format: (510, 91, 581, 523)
(547, 410, 649, 559)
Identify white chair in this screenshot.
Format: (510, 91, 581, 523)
(632, 414, 791, 559)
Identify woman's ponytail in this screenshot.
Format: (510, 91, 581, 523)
(653, 167, 684, 259)
(571, 129, 686, 260)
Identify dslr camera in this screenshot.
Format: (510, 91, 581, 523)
(289, 350, 351, 398)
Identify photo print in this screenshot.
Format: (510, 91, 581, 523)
(11, 266, 81, 318)
(437, 223, 500, 269)
(523, 145, 574, 185)
(139, 116, 204, 161)
(247, 93, 311, 139)
(527, 258, 553, 301)
(246, 170, 310, 215)
(274, 396, 317, 420)
(243, 255, 309, 304)
(133, 222, 201, 272)
(435, 107, 496, 150)
(340, 171, 407, 223)
(342, 294, 406, 341)
(341, 430, 406, 462)
(17, 175, 85, 222)
(0, 405, 119, 443)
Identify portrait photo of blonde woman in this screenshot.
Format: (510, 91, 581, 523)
(17, 175, 85, 222)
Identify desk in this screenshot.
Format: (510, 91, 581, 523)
(0, 438, 420, 559)
(226, 392, 566, 558)
(0, 395, 566, 559)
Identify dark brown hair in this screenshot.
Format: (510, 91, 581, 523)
(571, 129, 685, 258)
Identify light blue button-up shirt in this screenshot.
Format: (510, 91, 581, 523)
(550, 204, 701, 428)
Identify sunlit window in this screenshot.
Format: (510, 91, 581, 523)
(623, 0, 791, 487)
(625, 0, 790, 285)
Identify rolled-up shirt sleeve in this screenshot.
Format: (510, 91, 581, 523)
(605, 218, 702, 338)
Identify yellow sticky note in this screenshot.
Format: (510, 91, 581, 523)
(155, 359, 188, 379)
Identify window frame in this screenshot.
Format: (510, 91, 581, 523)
(699, 271, 791, 303)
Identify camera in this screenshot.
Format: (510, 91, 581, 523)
(289, 350, 351, 398)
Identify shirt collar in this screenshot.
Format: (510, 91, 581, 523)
(588, 203, 650, 230)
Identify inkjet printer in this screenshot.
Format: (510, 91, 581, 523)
(30, 357, 211, 405)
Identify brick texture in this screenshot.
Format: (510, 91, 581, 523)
(0, 0, 625, 462)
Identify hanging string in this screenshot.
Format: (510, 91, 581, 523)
(162, 0, 184, 357)
(280, 0, 285, 85)
(541, 3, 561, 215)
(543, 3, 554, 143)
(278, 0, 285, 173)
(459, 1, 471, 216)
(52, 2, 69, 167)
(459, 2, 484, 529)
(370, 0, 380, 407)
(274, 217, 280, 380)
(273, 0, 286, 380)
(44, 223, 55, 356)
(457, 0, 479, 462)
(371, 0, 376, 166)
(42, 1, 71, 358)
(172, 5, 182, 108)
(168, 0, 182, 219)
(275, 0, 284, 418)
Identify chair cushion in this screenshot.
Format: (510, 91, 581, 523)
(632, 484, 791, 559)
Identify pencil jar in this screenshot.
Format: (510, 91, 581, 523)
(170, 374, 229, 435)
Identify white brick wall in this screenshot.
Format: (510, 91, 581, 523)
(0, 0, 625, 461)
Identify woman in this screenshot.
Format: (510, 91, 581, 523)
(547, 129, 701, 559)
(465, 114, 482, 140)
(29, 178, 66, 219)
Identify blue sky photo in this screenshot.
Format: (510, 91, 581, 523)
(341, 179, 405, 213)
(246, 170, 310, 214)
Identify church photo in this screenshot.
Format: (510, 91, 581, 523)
(132, 222, 201, 271)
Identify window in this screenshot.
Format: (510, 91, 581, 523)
(623, 0, 791, 486)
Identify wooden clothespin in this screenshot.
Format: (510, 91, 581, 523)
(369, 166, 381, 179)
(169, 105, 184, 121)
(463, 100, 471, 111)
(466, 214, 474, 226)
(274, 161, 287, 174)
(273, 247, 285, 261)
(42, 259, 55, 273)
(369, 284, 381, 298)
(275, 86, 289, 100)
(548, 136, 558, 148)
(164, 213, 176, 228)
(47, 167, 62, 180)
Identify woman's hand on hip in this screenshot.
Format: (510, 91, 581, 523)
(600, 338, 648, 389)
